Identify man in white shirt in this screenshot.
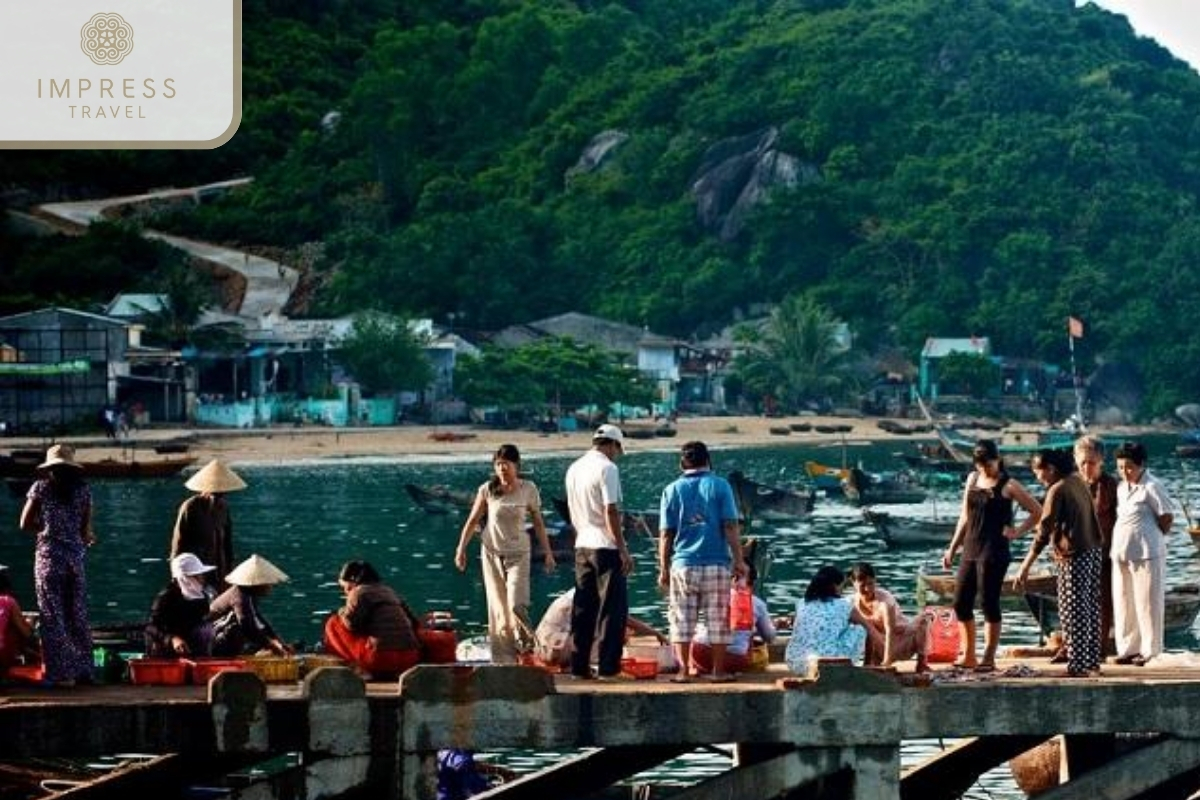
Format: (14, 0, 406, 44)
(564, 424, 633, 680)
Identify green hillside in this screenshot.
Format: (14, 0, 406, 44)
(3, 0, 1200, 415)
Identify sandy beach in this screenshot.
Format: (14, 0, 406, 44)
(4, 414, 1166, 469)
(4, 415, 917, 468)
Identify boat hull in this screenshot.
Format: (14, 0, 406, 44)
(728, 471, 815, 520)
(862, 508, 954, 547)
(1024, 584, 1200, 636)
(918, 569, 1057, 601)
(1, 453, 196, 480)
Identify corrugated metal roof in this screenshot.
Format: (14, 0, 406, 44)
(921, 336, 991, 358)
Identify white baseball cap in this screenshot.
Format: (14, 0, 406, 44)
(593, 424, 625, 447)
(170, 553, 217, 579)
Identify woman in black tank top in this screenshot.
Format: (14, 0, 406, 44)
(941, 440, 1042, 671)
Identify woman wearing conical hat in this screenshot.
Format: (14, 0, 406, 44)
(209, 554, 293, 657)
(170, 459, 246, 586)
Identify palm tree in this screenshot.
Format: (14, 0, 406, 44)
(733, 294, 846, 412)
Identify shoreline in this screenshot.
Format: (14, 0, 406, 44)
(2, 414, 1170, 469)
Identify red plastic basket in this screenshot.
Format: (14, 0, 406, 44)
(620, 657, 658, 680)
(128, 658, 189, 685)
(188, 658, 248, 685)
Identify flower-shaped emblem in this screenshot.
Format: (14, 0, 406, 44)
(80, 13, 134, 66)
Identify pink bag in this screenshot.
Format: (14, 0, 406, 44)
(924, 606, 960, 664)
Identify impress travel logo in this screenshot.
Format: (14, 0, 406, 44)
(1, 2, 241, 149)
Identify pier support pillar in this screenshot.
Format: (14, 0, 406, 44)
(303, 666, 371, 798)
(209, 670, 268, 754)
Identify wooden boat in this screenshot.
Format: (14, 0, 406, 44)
(79, 454, 197, 479)
(861, 507, 954, 547)
(1177, 430, 1200, 458)
(551, 497, 659, 539)
(803, 460, 849, 496)
(842, 467, 926, 506)
(875, 419, 932, 435)
(424, 431, 475, 443)
(0, 451, 196, 480)
(916, 567, 1057, 603)
(727, 470, 815, 520)
(1024, 584, 1200, 636)
(404, 483, 473, 514)
(1189, 526, 1200, 552)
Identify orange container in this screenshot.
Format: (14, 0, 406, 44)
(6, 663, 44, 683)
(620, 657, 658, 680)
(188, 658, 248, 685)
(128, 658, 189, 685)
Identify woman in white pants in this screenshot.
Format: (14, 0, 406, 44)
(1110, 441, 1175, 666)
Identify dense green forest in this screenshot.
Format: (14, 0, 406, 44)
(3, 0, 1200, 416)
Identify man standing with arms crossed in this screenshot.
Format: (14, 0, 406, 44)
(658, 441, 748, 683)
(566, 424, 633, 680)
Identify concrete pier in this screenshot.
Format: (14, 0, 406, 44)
(4, 660, 1200, 798)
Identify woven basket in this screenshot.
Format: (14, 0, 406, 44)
(245, 655, 301, 683)
(301, 654, 346, 676)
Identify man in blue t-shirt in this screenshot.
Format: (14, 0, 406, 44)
(657, 441, 747, 683)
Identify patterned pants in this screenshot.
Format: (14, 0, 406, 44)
(1060, 548, 1102, 672)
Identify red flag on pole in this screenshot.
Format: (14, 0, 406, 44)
(1068, 316, 1084, 339)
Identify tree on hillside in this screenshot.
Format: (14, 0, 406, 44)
(455, 337, 653, 416)
(337, 311, 432, 395)
(732, 294, 847, 412)
(936, 352, 1001, 399)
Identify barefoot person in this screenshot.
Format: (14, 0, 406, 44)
(941, 439, 1041, 672)
(849, 562, 930, 673)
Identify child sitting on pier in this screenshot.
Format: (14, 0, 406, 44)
(849, 562, 930, 673)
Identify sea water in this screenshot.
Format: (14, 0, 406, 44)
(3, 434, 1198, 798)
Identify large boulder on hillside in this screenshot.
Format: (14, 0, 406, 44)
(565, 130, 630, 184)
(1087, 361, 1142, 424)
(691, 127, 819, 241)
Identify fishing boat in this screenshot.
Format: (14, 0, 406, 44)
(861, 507, 954, 548)
(0, 450, 196, 480)
(843, 467, 926, 506)
(404, 483, 473, 515)
(1024, 584, 1200, 636)
(550, 497, 659, 540)
(803, 460, 849, 496)
(727, 470, 816, 521)
(896, 442, 967, 475)
(1177, 430, 1200, 458)
(916, 566, 1057, 603)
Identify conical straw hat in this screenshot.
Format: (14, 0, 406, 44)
(185, 459, 247, 493)
(224, 554, 289, 586)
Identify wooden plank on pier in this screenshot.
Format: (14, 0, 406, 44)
(1032, 737, 1200, 800)
(471, 744, 692, 800)
(900, 735, 1049, 800)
